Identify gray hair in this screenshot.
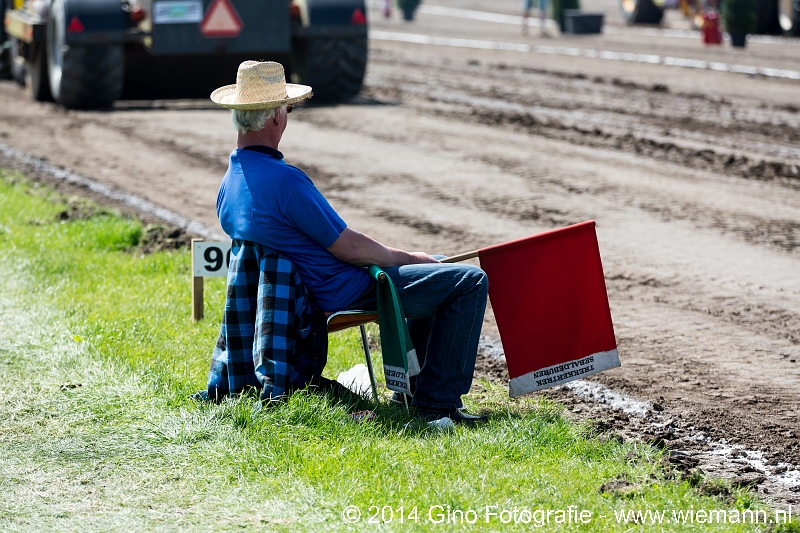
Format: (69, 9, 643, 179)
(231, 105, 287, 134)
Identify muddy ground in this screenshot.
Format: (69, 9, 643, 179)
(1, 0, 798, 508)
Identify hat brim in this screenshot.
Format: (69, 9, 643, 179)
(210, 83, 313, 110)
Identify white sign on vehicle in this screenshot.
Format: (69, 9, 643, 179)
(192, 241, 231, 277)
(153, 0, 204, 24)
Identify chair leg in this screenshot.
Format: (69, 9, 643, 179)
(359, 324, 379, 402)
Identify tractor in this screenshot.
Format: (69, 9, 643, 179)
(1, 0, 369, 108)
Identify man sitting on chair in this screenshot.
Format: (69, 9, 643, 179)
(210, 61, 488, 425)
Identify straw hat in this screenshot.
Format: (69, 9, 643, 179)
(210, 61, 313, 110)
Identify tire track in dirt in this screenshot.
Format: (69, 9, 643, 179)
(474, 152, 800, 254)
(634, 201, 800, 254)
(288, 161, 488, 252)
(369, 47, 800, 124)
(364, 51, 800, 187)
(304, 94, 800, 257)
(359, 51, 800, 257)
(605, 270, 800, 349)
(586, 291, 800, 456)
(303, 159, 586, 245)
(445, 107, 800, 188)
(486, 64, 800, 145)
(0, 99, 228, 192)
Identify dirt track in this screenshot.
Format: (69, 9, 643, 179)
(1, 0, 799, 506)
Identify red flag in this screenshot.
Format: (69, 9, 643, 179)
(478, 221, 619, 397)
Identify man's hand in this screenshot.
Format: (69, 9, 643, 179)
(328, 228, 440, 267)
(407, 252, 440, 264)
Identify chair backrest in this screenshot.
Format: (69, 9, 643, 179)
(367, 265, 419, 393)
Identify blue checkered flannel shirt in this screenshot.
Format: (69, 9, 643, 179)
(206, 240, 327, 401)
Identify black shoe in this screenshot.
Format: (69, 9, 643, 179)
(451, 408, 489, 425)
(414, 407, 488, 427)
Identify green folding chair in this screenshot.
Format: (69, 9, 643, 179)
(325, 267, 417, 410)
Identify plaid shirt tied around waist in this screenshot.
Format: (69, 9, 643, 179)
(206, 240, 327, 401)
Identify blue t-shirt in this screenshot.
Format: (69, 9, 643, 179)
(217, 146, 370, 311)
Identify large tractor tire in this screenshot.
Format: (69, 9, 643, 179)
(292, 35, 367, 103)
(28, 42, 53, 102)
(778, 0, 800, 33)
(620, 0, 664, 24)
(46, 0, 124, 108)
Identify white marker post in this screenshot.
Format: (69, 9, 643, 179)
(191, 239, 231, 321)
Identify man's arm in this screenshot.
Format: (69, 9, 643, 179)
(327, 228, 439, 267)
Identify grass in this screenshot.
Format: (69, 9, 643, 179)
(0, 169, 796, 532)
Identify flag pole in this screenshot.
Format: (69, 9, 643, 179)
(441, 249, 479, 263)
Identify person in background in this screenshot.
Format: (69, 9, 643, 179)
(522, 0, 533, 34)
(522, 0, 551, 36)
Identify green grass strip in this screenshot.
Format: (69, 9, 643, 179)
(0, 169, 796, 532)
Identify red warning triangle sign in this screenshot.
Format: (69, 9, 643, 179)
(200, 0, 243, 38)
(67, 15, 85, 33)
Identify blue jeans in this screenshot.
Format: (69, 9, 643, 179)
(347, 262, 488, 410)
